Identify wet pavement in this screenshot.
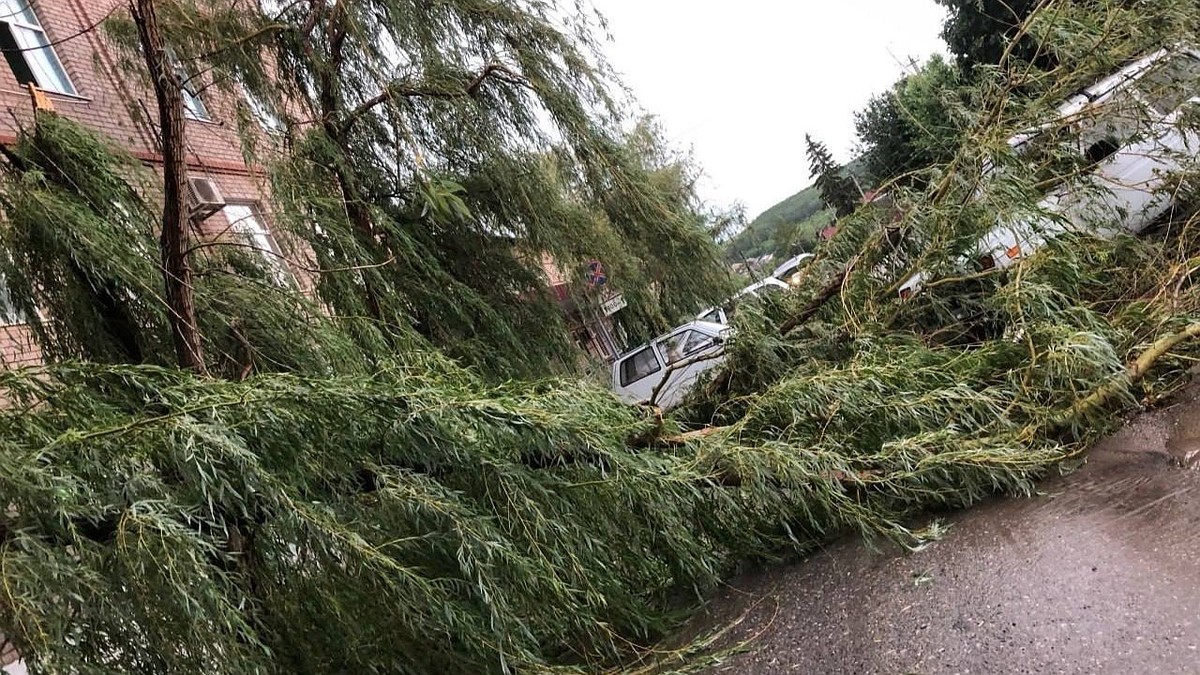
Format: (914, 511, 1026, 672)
(696, 389, 1200, 675)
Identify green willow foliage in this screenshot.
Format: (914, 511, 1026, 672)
(676, 0, 1200, 427)
(102, 0, 736, 375)
(2, 0, 1200, 674)
(0, 115, 359, 378)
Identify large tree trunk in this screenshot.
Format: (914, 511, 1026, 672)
(131, 0, 207, 374)
(299, 5, 390, 328)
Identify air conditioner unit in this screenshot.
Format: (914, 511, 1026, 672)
(187, 176, 226, 221)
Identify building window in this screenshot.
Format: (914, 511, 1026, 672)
(0, 273, 24, 325)
(243, 88, 284, 133)
(167, 51, 209, 120)
(177, 67, 209, 120)
(0, 0, 77, 95)
(222, 203, 292, 285)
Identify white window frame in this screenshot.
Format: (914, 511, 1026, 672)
(0, 279, 23, 325)
(222, 203, 294, 286)
(0, 0, 77, 95)
(177, 69, 210, 121)
(242, 87, 284, 134)
(167, 50, 210, 121)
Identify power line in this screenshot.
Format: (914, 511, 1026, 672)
(0, 2, 35, 22)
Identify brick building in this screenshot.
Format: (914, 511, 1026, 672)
(0, 0, 288, 367)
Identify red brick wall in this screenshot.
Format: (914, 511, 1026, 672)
(0, 324, 41, 367)
(0, 0, 304, 367)
(0, 0, 264, 165)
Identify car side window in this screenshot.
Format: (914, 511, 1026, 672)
(619, 345, 662, 386)
(683, 330, 716, 355)
(1078, 89, 1144, 162)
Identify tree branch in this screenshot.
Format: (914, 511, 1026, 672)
(340, 63, 525, 131)
(1052, 322, 1200, 431)
(779, 265, 852, 335)
(648, 347, 728, 407)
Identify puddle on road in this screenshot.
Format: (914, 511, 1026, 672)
(1166, 401, 1200, 469)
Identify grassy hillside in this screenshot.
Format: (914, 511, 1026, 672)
(724, 184, 829, 262)
(725, 159, 863, 263)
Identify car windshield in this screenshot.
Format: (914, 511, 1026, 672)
(1133, 52, 1200, 115)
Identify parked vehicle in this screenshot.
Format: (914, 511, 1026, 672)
(772, 253, 815, 286)
(899, 44, 1200, 298)
(697, 277, 789, 324)
(611, 320, 731, 410)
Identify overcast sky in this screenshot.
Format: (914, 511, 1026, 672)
(594, 1, 950, 218)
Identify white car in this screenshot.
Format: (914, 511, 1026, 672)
(772, 253, 815, 286)
(611, 320, 731, 410)
(697, 277, 789, 324)
(899, 44, 1200, 298)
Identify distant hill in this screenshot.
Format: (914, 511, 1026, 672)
(724, 184, 829, 263)
(724, 159, 864, 263)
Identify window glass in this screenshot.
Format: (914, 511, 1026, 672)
(661, 330, 709, 364)
(0, 273, 22, 325)
(1016, 91, 1145, 188)
(659, 332, 686, 365)
(243, 89, 284, 133)
(1134, 54, 1200, 116)
(1079, 89, 1144, 159)
(682, 330, 716, 355)
(0, 0, 38, 24)
(0, 0, 76, 95)
(180, 75, 210, 120)
(222, 204, 292, 285)
(619, 345, 661, 387)
(170, 52, 210, 120)
(1019, 123, 1083, 188)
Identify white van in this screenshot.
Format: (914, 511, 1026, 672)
(611, 320, 730, 410)
(899, 45, 1200, 298)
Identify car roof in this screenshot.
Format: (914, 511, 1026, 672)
(695, 278, 787, 318)
(736, 277, 788, 295)
(1008, 45, 1200, 153)
(614, 320, 727, 361)
(772, 253, 814, 278)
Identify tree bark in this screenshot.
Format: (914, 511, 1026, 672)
(1051, 322, 1200, 430)
(779, 266, 851, 335)
(311, 7, 389, 327)
(131, 0, 207, 374)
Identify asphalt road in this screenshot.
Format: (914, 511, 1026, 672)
(696, 390, 1200, 675)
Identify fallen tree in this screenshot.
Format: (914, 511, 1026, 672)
(1, 0, 1200, 673)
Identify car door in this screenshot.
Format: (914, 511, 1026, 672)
(652, 327, 725, 409)
(612, 343, 666, 404)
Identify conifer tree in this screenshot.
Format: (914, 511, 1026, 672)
(805, 134, 860, 218)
